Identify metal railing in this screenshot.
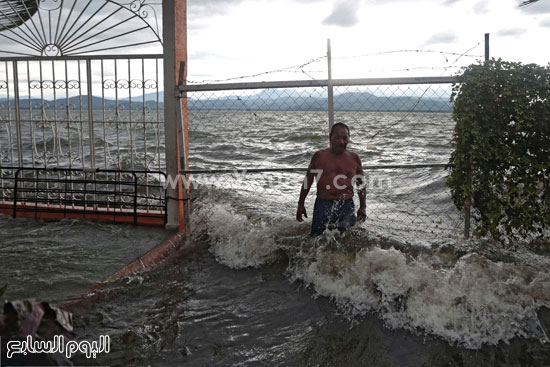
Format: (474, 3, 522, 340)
(2, 167, 167, 224)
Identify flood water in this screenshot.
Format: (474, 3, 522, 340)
(1, 110, 550, 366)
(70, 242, 550, 367)
(0, 215, 172, 302)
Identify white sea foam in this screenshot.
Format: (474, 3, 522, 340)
(289, 245, 550, 349)
(191, 191, 550, 349)
(191, 201, 280, 269)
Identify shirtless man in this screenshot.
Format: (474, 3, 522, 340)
(296, 122, 367, 235)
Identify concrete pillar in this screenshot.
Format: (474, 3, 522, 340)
(163, 0, 188, 230)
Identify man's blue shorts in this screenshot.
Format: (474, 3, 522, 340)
(310, 198, 357, 236)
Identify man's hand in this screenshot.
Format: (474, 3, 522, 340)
(296, 204, 308, 222)
(357, 207, 366, 223)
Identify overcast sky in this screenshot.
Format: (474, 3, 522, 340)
(186, 0, 550, 83)
(1, 0, 548, 88)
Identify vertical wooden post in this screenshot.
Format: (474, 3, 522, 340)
(163, 0, 188, 231)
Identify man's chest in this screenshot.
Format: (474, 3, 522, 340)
(317, 159, 358, 177)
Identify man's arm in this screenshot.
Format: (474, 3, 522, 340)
(355, 155, 367, 222)
(296, 154, 318, 222)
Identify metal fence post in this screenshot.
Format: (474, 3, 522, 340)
(86, 59, 96, 168)
(464, 191, 471, 239)
(12, 61, 23, 166)
(178, 92, 190, 233)
(327, 39, 334, 131)
(485, 33, 490, 61)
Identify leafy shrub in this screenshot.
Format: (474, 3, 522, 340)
(447, 59, 550, 241)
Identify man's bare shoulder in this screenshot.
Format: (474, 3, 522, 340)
(310, 149, 330, 161)
(313, 148, 331, 155)
(340, 150, 361, 163)
(346, 150, 360, 159)
(344, 151, 363, 172)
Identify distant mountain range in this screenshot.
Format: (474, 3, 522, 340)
(187, 89, 453, 112)
(0, 95, 163, 111)
(0, 89, 453, 112)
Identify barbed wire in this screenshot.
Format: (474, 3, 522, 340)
(186, 46, 484, 85)
(366, 40, 483, 140)
(186, 55, 328, 84)
(187, 41, 484, 139)
(333, 49, 483, 63)
(448, 41, 483, 67)
(286, 65, 467, 75)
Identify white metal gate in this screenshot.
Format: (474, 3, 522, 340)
(0, 0, 169, 224)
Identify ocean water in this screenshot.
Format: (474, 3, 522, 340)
(2, 110, 550, 365)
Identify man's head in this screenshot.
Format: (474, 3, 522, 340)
(329, 123, 350, 154)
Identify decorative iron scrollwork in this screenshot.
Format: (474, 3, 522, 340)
(103, 79, 157, 89)
(144, 79, 158, 89)
(130, 79, 143, 89)
(0, 81, 8, 89)
(41, 44, 61, 57)
(54, 80, 80, 89)
(127, 0, 161, 37)
(103, 79, 116, 89)
(29, 80, 81, 89)
(29, 80, 41, 89)
(117, 79, 130, 89)
(38, 0, 63, 11)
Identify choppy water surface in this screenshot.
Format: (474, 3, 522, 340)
(72, 234, 550, 366)
(3, 110, 550, 365)
(0, 215, 172, 301)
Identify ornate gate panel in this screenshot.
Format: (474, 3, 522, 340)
(0, 0, 167, 225)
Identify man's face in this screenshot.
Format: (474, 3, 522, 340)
(329, 126, 350, 153)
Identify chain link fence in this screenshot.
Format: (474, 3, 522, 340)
(183, 79, 465, 242)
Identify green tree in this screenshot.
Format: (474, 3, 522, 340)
(447, 59, 550, 241)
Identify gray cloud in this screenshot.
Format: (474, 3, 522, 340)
(473, 1, 489, 14)
(496, 28, 527, 37)
(519, 0, 550, 14)
(322, 0, 360, 27)
(422, 31, 458, 46)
